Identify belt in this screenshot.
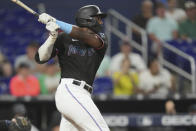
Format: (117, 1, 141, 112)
(72, 80, 93, 94)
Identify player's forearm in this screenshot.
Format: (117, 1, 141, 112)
(56, 20, 102, 48)
(70, 26, 102, 48)
(38, 35, 57, 61)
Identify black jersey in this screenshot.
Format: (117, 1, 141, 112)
(35, 32, 108, 86)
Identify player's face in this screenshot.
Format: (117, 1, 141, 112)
(95, 16, 103, 24)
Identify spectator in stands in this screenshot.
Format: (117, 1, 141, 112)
(147, 2, 178, 55)
(0, 79, 10, 95)
(10, 63, 40, 97)
(12, 103, 39, 131)
(0, 60, 13, 95)
(96, 55, 111, 77)
(0, 60, 14, 78)
(139, 58, 174, 97)
(165, 100, 176, 115)
(47, 111, 61, 131)
(110, 41, 146, 74)
(14, 42, 39, 72)
(187, 104, 196, 131)
(188, 104, 196, 114)
(166, 0, 186, 22)
(132, 0, 154, 29)
(39, 60, 60, 95)
(113, 57, 139, 96)
(0, 52, 5, 63)
(179, 1, 196, 41)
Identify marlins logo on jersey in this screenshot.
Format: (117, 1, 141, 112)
(67, 44, 95, 56)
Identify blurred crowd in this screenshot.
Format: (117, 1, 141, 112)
(0, 0, 196, 98)
(0, 38, 176, 98)
(0, 42, 60, 96)
(133, 0, 196, 55)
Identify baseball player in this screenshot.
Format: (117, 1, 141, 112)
(35, 5, 110, 131)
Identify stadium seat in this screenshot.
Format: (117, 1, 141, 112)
(0, 78, 10, 95)
(93, 77, 113, 95)
(166, 40, 196, 73)
(0, 9, 46, 64)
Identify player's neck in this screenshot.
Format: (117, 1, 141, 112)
(82, 27, 94, 34)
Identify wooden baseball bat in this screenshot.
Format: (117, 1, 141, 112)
(11, 0, 39, 17)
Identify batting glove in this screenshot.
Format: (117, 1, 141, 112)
(38, 13, 56, 24)
(46, 21, 59, 38)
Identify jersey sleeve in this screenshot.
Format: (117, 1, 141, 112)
(35, 33, 66, 64)
(95, 33, 108, 55)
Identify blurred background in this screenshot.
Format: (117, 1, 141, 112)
(1, 0, 196, 131)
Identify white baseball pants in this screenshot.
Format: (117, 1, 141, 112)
(55, 78, 110, 131)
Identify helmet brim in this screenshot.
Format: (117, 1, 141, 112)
(91, 13, 107, 18)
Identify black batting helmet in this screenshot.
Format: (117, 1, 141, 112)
(75, 5, 107, 33)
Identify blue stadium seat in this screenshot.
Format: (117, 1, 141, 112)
(0, 32, 6, 39)
(0, 9, 46, 64)
(166, 40, 196, 73)
(93, 77, 113, 95)
(0, 9, 7, 16)
(0, 78, 10, 95)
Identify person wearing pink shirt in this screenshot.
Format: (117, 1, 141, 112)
(10, 63, 40, 96)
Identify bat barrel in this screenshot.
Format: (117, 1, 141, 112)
(11, 0, 39, 17)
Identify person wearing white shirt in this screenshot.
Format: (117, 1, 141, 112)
(139, 58, 174, 97)
(166, 0, 187, 22)
(110, 41, 146, 74)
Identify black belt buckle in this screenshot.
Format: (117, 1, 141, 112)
(72, 80, 81, 86)
(84, 85, 92, 94)
(72, 80, 92, 94)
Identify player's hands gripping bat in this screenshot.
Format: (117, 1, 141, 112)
(46, 21, 59, 38)
(8, 116, 31, 131)
(38, 13, 56, 24)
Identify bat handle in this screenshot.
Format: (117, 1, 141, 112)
(34, 12, 39, 17)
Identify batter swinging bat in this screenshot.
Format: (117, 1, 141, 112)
(11, 0, 39, 17)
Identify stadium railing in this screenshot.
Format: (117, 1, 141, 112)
(105, 9, 148, 63)
(105, 9, 196, 94)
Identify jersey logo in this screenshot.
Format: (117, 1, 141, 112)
(99, 33, 105, 39)
(68, 44, 95, 56)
